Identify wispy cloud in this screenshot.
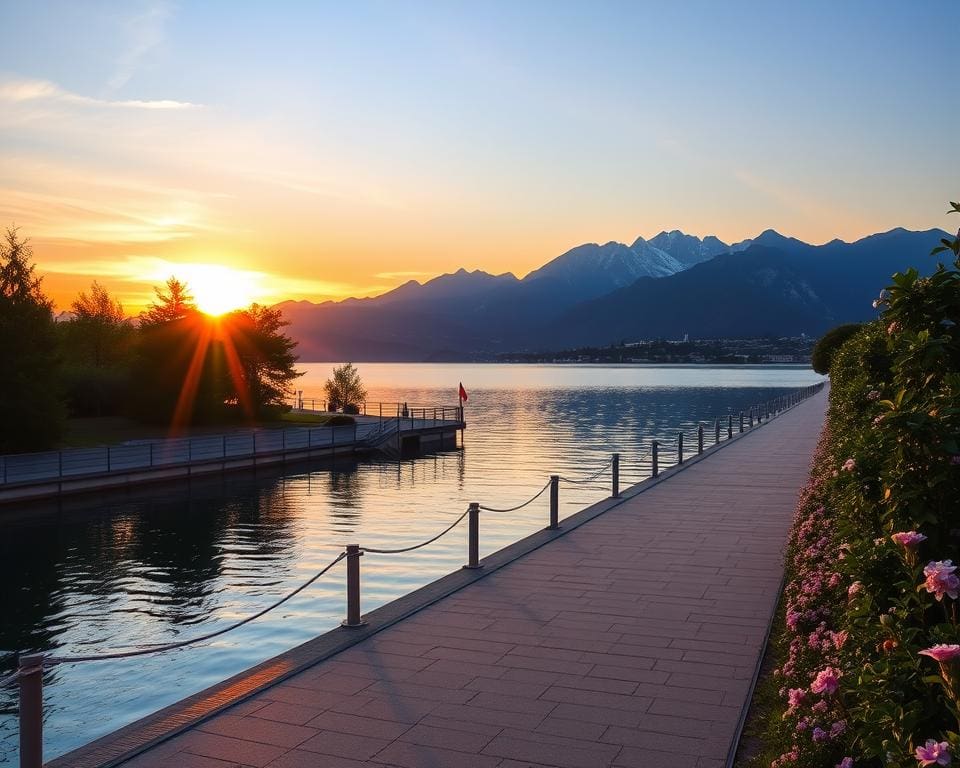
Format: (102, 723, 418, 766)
(0, 77, 199, 110)
(0, 182, 217, 244)
(108, 1, 173, 91)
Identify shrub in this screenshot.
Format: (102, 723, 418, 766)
(325, 415, 355, 426)
(810, 323, 863, 374)
(748, 203, 960, 768)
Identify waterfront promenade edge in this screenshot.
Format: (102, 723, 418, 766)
(46, 387, 828, 768)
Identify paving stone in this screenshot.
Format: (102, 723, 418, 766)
(305, 711, 411, 741)
(370, 741, 502, 768)
(298, 730, 392, 760)
(197, 714, 317, 748)
(177, 731, 288, 767)
(398, 722, 497, 752)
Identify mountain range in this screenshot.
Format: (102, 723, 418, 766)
(277, 227, 949, 361)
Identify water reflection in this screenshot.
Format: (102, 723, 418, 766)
(0, 366, 823, 761)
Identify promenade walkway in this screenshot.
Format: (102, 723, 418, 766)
(103, 388, 827, 768)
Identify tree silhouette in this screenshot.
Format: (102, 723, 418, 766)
(60, 281, 134, 416)
(225, 304, 302, 413)
(139, 277, 196, 327)
(324, 363, 366, 411)
(0, 226, 64, 450)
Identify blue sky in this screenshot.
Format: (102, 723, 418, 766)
(0, 1, 957, 309)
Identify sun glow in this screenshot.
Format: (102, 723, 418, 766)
(175, 263, 261, 316)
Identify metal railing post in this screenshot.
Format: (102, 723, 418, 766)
(611, 453, 620, 498)
(548, 475, 559, 529)
(678, 433, 684, 464)
(728, 414, 733, 439)
(341, 545, 366, 627)
(651, 440, 659, 477)
(749, 409, 754, 428)
(19, 653, 44, 768)
(107, 446, 111, 472)
(739, 412, 744, 433)
(465, 503, 481, 569)
(697, 425, 704, 455)
(714, 419, 720, 445)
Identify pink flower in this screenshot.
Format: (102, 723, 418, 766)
(848, 581, 864, 599)
(919, 645, 960, 663)
(832, 630, 849, 649)
(916, 739, 951, 766)
(841, 458, 856, 472)
(888, 321, 900, 335)
(837, 759, 854, 768)
(787, 688, 806, 709)
(892, 531, 928, 550)
(811, 666, 841, 695)
(867, 390, 880, 400)
(924, 560, 960, 601)
(830, 720, 847, 738)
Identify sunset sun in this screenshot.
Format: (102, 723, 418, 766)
(176, 264, 260, 316)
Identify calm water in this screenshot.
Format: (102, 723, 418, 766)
(0, 363, 824, 762)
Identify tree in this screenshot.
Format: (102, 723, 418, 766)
(0, 226, 64, 451)
(224, 304, 302, 413)
(811, 323, 863, 374)
(66, 281, 131, 367)
(131, 293, 303, 426)
(139, 277, 195, 327)
(324, 363, 366, 412)
(59, 281, 134, 416)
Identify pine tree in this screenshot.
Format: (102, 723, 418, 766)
(0, 227, 64, 451)
(138, 277, 195, 327)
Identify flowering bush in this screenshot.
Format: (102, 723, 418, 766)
(746, 204, 960, 768)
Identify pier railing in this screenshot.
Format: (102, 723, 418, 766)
(0, 381, 824, 768)
(289, 398, 462, 420)
(0, 407, 463, 488)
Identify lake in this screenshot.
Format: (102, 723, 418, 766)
(0, 363, 824, 762)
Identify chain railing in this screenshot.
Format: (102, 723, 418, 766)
(0, 380, 824, 768)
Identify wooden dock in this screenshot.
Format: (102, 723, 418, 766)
(0, 410, 463, 504)
(48, 388, 827, 768)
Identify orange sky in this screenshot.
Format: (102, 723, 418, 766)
(2, 4, 957, 316)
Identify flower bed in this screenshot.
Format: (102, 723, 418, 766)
(744, 207, 960, 768)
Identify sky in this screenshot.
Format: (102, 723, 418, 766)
(1, 0, 958, 313)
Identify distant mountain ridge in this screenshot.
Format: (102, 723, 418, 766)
(277, 226, 949, 361)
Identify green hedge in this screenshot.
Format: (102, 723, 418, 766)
(745, 209, 960, 768)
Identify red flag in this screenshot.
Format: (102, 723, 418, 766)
(459, 382, 468, 402)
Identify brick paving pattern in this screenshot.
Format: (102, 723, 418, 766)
(119, 389, 827, 768)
